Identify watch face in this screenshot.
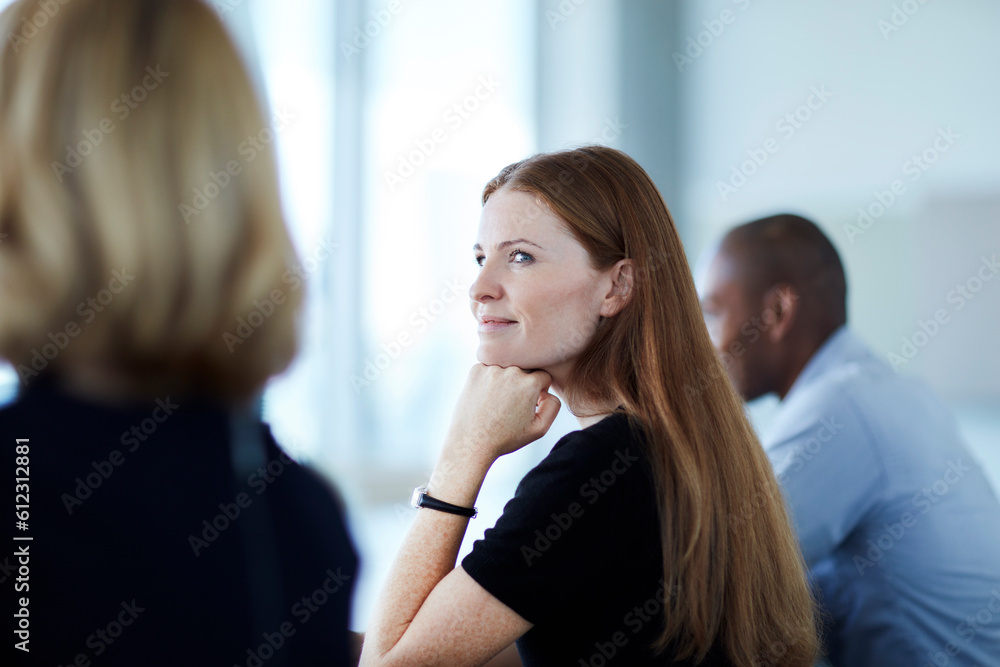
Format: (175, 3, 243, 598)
(410, 486, 426, 509)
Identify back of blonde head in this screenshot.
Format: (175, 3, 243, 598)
(0, 0, 300, 400)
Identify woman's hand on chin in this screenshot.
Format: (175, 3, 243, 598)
(443, 363, 562, 467)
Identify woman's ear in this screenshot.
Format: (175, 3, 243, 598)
(600, 259, 634, 317)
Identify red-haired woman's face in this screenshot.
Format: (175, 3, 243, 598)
(470, 189, 614, 386)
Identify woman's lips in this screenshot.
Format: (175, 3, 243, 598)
(478, 318, 517, 333)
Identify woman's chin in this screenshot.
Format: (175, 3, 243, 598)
(476, 347, 529, 369)
(476, 350, 506, 367)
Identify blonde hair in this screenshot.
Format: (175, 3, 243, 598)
(0, 0, 301, 400)
(484, 146, 820, 666)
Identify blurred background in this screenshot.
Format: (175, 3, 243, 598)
(2, 0, 997, 633)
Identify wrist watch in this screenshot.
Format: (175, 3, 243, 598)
(410, 486, 477, 518)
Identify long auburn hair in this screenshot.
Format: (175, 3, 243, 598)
(483, 146, 819, 666)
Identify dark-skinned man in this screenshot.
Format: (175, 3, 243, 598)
(698, 213, 1000, 667)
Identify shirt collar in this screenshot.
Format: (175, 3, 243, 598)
(782, 325, 866, 401)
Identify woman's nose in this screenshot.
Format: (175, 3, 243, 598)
(469, 262, 502, 303)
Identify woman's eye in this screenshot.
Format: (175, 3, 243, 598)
(510, 249, 534, 263)
(476, 249, 534, 266)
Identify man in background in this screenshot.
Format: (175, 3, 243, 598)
(699, 213, 1000, 666)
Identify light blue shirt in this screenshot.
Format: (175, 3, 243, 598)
(765, 326, 1000, 667)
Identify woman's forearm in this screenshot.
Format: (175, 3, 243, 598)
(361, 364, 560, 664)
(360, 449, 492, 663)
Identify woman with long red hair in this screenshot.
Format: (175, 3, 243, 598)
(363, 146, 820, 666)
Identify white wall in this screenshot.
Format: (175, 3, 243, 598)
(673, 0, 1000, 493)
(677, 0, 1000, 407)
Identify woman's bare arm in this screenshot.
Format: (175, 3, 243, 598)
(360, 365, 559, 666)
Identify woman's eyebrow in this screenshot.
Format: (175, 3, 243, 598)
(472, 238, 545, 252)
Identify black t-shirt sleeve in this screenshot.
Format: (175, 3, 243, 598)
(461, 414, 653, 625)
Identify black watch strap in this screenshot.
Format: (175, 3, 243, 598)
(411, 486, 477, 518)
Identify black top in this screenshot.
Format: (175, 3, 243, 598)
(0, 378, 357, 666)
(462, 412, 730, 666)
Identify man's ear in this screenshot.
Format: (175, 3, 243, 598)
(764, 283, 799, 342)
(600, 259, 634, 317)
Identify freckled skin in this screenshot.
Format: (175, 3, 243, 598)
(471, 189, 612, 390)
(362, 189, 634, 664)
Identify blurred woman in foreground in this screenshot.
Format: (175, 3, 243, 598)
(0, 1, 356, 664)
